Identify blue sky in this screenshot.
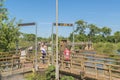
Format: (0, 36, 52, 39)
(5, 0, 120, 37)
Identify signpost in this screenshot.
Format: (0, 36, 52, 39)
(54, 1, 74, 79)
(52, 22, 74, 53)
(53, 22, 74, 50)
(18, 22, 38, 71)
(53, 23, 73, 27)
(18, 22, 35, 26)
(52, 22, 74, 80)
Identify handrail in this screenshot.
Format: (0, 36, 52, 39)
(71, 54, 120, 63)
(59, 53, 120, 80)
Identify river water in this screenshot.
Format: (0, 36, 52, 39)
(82, 51, 116, 68)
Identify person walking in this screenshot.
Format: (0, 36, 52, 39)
(63, 47, 71, 68)
(40, 44, 47, 64)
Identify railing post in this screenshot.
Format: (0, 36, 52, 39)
(103, 61, 107, 80)
(83, 55, 85, 71)
(11, 57, 14, 75)
(80, 54, 85, 80)
(22, 61, 24, 73)
(103, 62, 105, 80)
(62, 55, 64, 69)
(70, 55, 72, 72)
(108, 65, 112, 80)
(95, 62, 98, 79)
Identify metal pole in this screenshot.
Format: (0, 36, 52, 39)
(35, 23, 38, 71)
(16, 41, 18, 54)
(56, 0, 59, 80)
(72, 25, 75, 51)
(52, 24, 54, 65)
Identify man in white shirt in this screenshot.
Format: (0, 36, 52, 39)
(40, 45, 46, 64)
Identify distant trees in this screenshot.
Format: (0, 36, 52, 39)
(71, 20, 120, 55)
(73, 20, 87, 42)
(101, 27, 111, 37)
(70, 19, 119, 43)
(75, 20, 87, 35)
(114, 31, 120, 43)
(23, 34, 36, 41)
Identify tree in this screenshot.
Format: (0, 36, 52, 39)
(24, 33, 36, 41)
(101, 27, 111, 37)
(52, 33, 56, 40)
(0, 0, 8, 22)
(74, 20, 88, 42)
(106, 36, 115, 43)
(93, 35, 104, 43)
(114, 31, 120, 43)
(0, 19, 20, 52)
(69, 32, 73, 42)
(75, 20, 87, 35)
(88, 24, 100, 42)
(0, 1, 20, 52)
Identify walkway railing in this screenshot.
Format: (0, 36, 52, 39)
(0, 51, 120, 80)
(0, 55, 34, 76)
(59, 53, 120, 80)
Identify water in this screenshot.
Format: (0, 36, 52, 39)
(82, 51, 115, 68)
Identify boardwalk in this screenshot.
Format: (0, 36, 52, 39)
(0, 52, 120, 80)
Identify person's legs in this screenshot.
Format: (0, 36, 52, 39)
(65, 61, 70, 69)
(42, 55, 45, 64)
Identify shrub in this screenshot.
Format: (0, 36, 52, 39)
(46, 65, 55, 80)
(60, 76, 74, 80)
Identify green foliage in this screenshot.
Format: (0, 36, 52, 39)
(69, 33, 73, 42)
(93, 42, 104, 54)
(76, 34, 87, 42)
(93, 42, 116, 55)
(38, 36, 51, 43)
(71, 19, 113, 43)
(106, 36, 115, 43)
(18, 39, 34, 49)
(101, 27, 111, 37)
(114, 31, 120, 43)
(25, 73, 35, 80)
(88, 24, 100, 37)
(116, 43, 120, 52)
(23, 33, 36, 41)
(46, 65, 55, 80)
(60, 76, 74, 80)
(0, 1, 20, 52)
(75, 20, 87, 35)
(25, 72, 46, 80)
(0, 0, 8, 22)
(102, 43, 115, 55)
(0, 18, 20, 52)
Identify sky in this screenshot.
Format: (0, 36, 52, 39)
(5, 0, 120, 37)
